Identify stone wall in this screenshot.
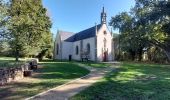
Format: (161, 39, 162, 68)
(0, 59, 38, 86)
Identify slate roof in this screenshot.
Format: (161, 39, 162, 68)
(65, 24, 102, 42)
(58, 30, 74, 41)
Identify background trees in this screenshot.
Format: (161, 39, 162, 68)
(0, 0, 53, 61)
(110, 0, 170, 63)
(9, 0, 52, 61)
(0, 0, 11, 56)
(134, 0, 170, 61)
(0, 0, 9, 39)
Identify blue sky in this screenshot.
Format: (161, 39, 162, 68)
(42, 0, 135, 35)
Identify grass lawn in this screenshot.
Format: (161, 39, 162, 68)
(0, 59, 89, 100)
(53, 60, 112, 68)
(80, 61, 112, 68)
(71, 62, 170, 100)
(0, 57, 25, 68)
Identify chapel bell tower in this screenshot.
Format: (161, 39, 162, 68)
(101, 7, 107, 24)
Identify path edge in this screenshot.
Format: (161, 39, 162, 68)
(25, 63, 91, 100)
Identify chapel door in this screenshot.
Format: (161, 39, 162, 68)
(103, 51, 108, 62)
(103, 38, 108, 62)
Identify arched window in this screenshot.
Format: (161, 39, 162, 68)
(104, 31, 107, 35)
(76, 46, 79, 55)
(56, 44, 59, 55)
(86, 43, 90, 54)
(104, 38, 107, 50)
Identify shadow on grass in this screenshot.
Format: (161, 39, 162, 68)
(33, 61, 90, 79)
(80, 61, 111, 68)
(71, 63, 170, 100)
(0, 60, 90, 100)
(0, 80, 66, 100)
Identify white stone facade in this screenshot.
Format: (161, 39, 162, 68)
(54, 7, 115, 62)
(96, 24, 113, 61)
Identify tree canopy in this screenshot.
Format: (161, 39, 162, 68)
(0, 0, 9, 39)
(2, 0, 53, 61)
(110, 0, 170, 62)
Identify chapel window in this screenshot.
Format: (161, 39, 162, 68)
(56, 44, 59, 55)
(104, 31, 107, 35)
(76, 46, 79, 55)
(86, 43, 90, 54)
(104, 38, 107, 50)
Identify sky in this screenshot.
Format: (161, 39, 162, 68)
(42, 0, 135, 36)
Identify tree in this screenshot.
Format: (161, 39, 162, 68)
(110, 12, 148, 61)
(110, 0, 170, 62)
(9, 0, 52, 61)
(0, 0, 9, 39)
(133, 0, 170, 61)
(0, 40, 11, 56)
(37, 31, 53, 61)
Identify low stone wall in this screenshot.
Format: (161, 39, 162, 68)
(0, 59, 38, 86)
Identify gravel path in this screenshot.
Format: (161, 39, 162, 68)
(26, 63, 117, 100)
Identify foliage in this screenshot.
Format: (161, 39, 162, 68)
(147, 46, 169, 63)
(9, 0, 52, 61)
(133, 0, 170, 59)
(110, 0, 170, 62)
(0, 0, 10, 39)
(36, 31, 53, 61)
(110, 12, 148, 61)
(71, 62, 170, 100)
(0, 40, 12, 56)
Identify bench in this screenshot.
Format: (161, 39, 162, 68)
(29, 60, 38, 70)
(81, 55, 90, 62)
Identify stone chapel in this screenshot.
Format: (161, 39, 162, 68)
(54, 7, 114, 62)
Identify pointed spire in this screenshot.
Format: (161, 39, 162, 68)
(102, 6, 105, 13)
(101, 6, 106, 24)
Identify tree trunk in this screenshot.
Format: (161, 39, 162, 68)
(132, 53, 135, 61)
(138, 48, 143, 61)
(15, 49, 19, 61)
(37, 49, 48, 61)
(149, 40, 170, 62)
(129, 50, 136, 61)
(165, 50, 170, 62)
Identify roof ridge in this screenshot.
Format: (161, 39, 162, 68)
(58, 30, 74, 34)
(65, 24, 102, 42)
(76, 24, 101, 34)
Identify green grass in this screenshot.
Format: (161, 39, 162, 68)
(52, 60, 112, 68)
(0, 59, 90, 100)
(0, 57, 25, 68)
(71, 62, 170, 100)
(80, 61, 111, 68)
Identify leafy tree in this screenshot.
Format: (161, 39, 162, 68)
(133, 0, 170, 61)
(0, 40, 11, 56)
(9, 0, 52, 61)
(0, 0, 9, 39)
(110, 12, 148, 61)
(110, 0, 170, 62)
(147, 46, 168, 63)
(37, 31, 53, 61)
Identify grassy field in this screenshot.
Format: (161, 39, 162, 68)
(71, 62, 170, 100)
(0, 57, 25, 68)
(53, 60, 112, 68)
(0, 59, 89, 100)
(80, 61, 112, 68)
